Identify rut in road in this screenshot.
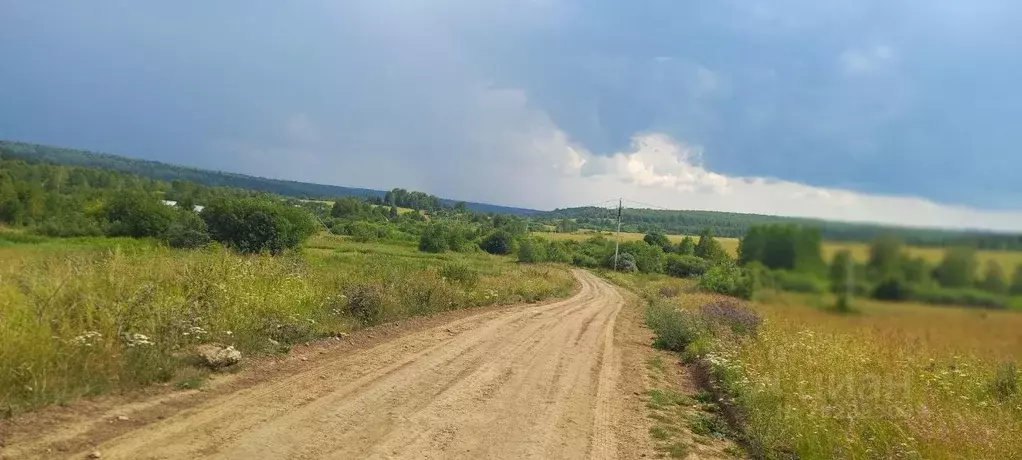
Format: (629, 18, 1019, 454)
(78, 269, 627, 460)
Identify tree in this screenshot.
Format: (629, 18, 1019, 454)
(105, 192, 176, 238)
(1011, 264, 1022, 296)
(694, 227, 725, 261)
(867, 234, 904, 281)
(980, 261, 1008, 294)
(418, 224, 449, 253)
(331, 197, 365, 218)
(480, 230, 514, 255)
(829, 250, 854, 312)
(677, 236, 695, 256)
(643, 231, 672, 252)
(933, 247, 978, 289)
(388, 206, 399, 219)
(201, 197, 318, 254)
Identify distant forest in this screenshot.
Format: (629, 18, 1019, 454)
(0, 141, 537, 215)
(3, 140, 1021, 250)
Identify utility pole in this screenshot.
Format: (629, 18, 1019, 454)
(613, 198, 622, 271)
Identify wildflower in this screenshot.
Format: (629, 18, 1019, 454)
(122, 332, 154, 347)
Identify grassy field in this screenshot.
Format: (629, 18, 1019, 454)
(626, 272, 1022, 459)
(0, 230, 574, 414)
(537, 231, 1022, 273)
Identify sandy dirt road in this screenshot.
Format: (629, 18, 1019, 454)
(54, 269, 631, 460)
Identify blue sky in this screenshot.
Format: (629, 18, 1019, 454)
(2, 1, 1022, 229)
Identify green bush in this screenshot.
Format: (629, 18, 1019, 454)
(439, 262, 479, 288)
(480, 230, 514, 255)
(105, 192, 177, 238)
(665, 254, 710, 278)
(872, 276, 912, 301)
(909, 286, 1009, 309)
(34, 213, 107, 238)
(698, 260, 755, 300)
(572, 253, 599, 268)
(344, 283, 387, 326)
(517, 237, 548, 263)
(165, 210, 211, 249)
(645, 300, 707, 352)
(545, 241, 573, 264)
(201, 197, 318, 254)
(604, 252, 638, 272)
(768, 270, 828, 294)
(418, 224, 449, 253)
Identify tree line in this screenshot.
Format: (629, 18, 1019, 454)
(736, 224, 1022, 309)
(540, 206, 1022, 251)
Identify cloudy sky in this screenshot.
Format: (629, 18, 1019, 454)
(2, 1, 1022, 230)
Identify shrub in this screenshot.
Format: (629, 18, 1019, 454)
(439, 262, 479, 288)
(768, 270, 828, 294)
(418, 224, 449, 253)
(909, 286, 1008, 309)
(619, 241, 665, 273)
(604, 252, 638, 272)
(572, 253, 599, 268)
(165, 210, 211, 249)
(665, 254, 710, 278)
(698, 260, 754, 300)
(872, 276, 912, 301)
(545, 241, 573, 264)
(34, 213, 107, 237)
(344, 283, 387, 326)
(201, 197, 318, 254)
(480, 230, 514, 255)
(517, 237, 548, 263)
(991, 361, 1018, 400)
(645, 300, 707, 352)
(105, 192, 177, 238)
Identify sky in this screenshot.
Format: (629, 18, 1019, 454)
(2, 1, 1022, 230)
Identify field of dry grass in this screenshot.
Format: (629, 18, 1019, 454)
(537, 231, 1022, 274)
(628, 271, 1022, 459)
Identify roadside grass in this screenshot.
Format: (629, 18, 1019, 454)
(633, 271, 1022, 459)
(0, 232, 574, 415)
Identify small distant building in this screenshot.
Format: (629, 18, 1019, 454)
(161, 200, 204, 213)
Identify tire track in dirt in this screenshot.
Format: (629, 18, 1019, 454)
(40, 270, 630, 460)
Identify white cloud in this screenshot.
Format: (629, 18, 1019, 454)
(466, 89, 1022, 232)
(839, 45, 896, 74)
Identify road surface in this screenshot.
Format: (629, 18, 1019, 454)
(71, 270, 628, 459)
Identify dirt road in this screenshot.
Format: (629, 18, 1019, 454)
(57, 269, 631, 459)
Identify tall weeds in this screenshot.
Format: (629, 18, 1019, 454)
(0, 237, 574, 414)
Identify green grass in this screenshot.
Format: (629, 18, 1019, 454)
(0, 232, 574, 414)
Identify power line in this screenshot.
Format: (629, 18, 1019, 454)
(620, 198, 678, 211)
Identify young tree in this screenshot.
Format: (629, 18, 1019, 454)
(677, 236, 695, 256)
(517, 237, 547, 263)
(829, 250, 854, 312)
(866, 234, 904, 281)
(933, 246, 978, 289)
(694, 227, 725, 261)
(980, 261, 1008, 294)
